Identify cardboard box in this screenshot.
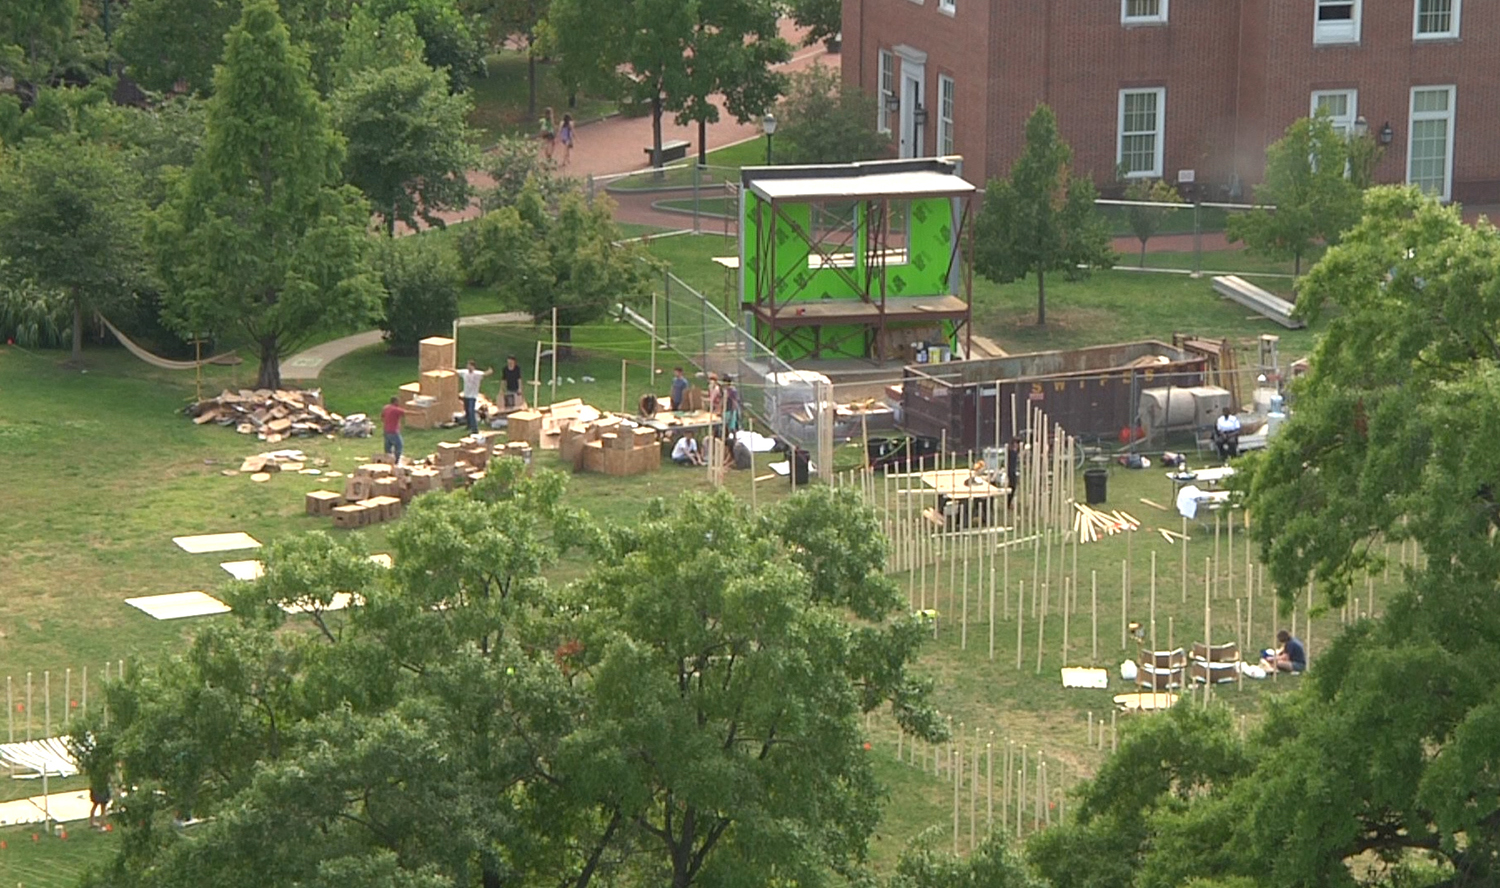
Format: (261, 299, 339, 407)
(357, 463, 393, 478)
(372, 476, 401, 498)
(363, 495, 403, 521)
(508, 410, 544, 447)
(420, 370, 459, 402)
(332, 503, 370, 529)
(305, 490, 343, 516)
(631, 427, 658, 449)
(343, 476, 374, 501)
(418, 337, 456, 373)
(582, 440, 607, 473)
(435, 441, 463, 466)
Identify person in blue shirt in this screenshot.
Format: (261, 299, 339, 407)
(1261, 629, 1307, 673)
(670, 367, 689, 412)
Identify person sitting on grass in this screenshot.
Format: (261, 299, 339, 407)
(671, 434, 704, 466)
(1261, 629, 1307, 674)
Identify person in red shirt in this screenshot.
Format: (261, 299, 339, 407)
(381, 396, 406, 462)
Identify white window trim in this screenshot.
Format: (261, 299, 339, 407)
(937, 74, 955, 156)
(1407, 85, 1456, 202)
(1413, 0, 1461, 40)
(938, 0, 955, 15)
(1314, 0, 1361, 45)
(877, 50, 894, 134)
(1310, 89, 1359, 136)
(1121, 0, 1168, 25)
(1117, 87, 1166, 179)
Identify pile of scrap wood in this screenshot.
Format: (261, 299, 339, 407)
(230, 449, 331, 480)
(187, 389, 342, 443)
(1074, 503, 1141, 543)
(305, 434, 535, 529)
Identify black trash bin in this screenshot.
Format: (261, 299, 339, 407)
(790, 448, 811, 486)
(1084, 467, 1109, 505)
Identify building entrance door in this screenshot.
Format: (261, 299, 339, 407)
(894, 45, 926, 158)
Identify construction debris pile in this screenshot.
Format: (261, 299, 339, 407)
(187, 389, 345, 443)
(305, 433, 534, 529)
(1074, 503, 1141, 543)
(509, 398, 721, 477)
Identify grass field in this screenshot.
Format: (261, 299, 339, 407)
(0, 231, 1368, 877)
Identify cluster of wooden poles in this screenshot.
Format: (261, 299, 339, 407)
(3, 660, 125, 747)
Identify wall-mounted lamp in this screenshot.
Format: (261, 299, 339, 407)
(1379, 122, 1394, 145)
(1352, 115, 1369, 138)
(884, 93, 900, 113)
(913, 104, 928, 127)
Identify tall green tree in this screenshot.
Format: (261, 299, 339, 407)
(0, 0, 80, 81)
(465, 0, 549, 115)
(974, 105, 1114, 326)
(152, 0, 381, 390)
(543, 0, 787, 170)
(1226, 113, 1362, 276)
(333, 60, 475, 235)
(459, 183, 654, 355)
(0, 134, 148, 362)
(114, 0, 239, 94)
(671, 0, 789, 166)
(364, 0, 486, 92)
(775, 62, 887, 164)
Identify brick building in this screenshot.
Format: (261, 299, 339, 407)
(842, 0, 1500, 204)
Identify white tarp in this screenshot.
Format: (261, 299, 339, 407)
(0, 738, 78, 778)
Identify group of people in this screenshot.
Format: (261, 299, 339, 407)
(539, 108, 575, 166)
(666, 367, 743, 467)
(380, 356, 528, 461)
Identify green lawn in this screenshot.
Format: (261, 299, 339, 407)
(602, 139, 767, 190)
(466, 50, 617, 147)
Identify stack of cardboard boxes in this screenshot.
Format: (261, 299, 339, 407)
(516, 400, 662, 477)
(305, 434, 535, 529)
(397, 337, 463, 430)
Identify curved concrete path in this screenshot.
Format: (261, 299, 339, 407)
(281, 312, 531, 381)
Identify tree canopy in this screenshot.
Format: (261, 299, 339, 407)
(81, 467, 940, 888)
(1121, 177, 1183, 267)
(974, 105, 1114, 326)
(774, 62, 887, 165)
(0, 133, 149, 362)
(458, 183, 654, 350)
(152, 0, 381, 389)
(334, 59, 475, 235)
(1226, 113, 1362, 276)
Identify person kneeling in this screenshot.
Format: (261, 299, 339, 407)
(672, 435, 704, 466)
(1260, 629, 1307, 674)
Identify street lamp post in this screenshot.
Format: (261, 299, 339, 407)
(762, 112, 777, 165)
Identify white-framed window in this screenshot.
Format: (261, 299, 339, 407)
(1118, 88, 1165, 178)
(938, 0, 955, 15)
(1121, 0, 1168, 24)
(877, 50, 894, 134)
(1314, 0, 1360, 44)
(937, 75, 955, 156)
(1413, 0, 1460, 39)
(1408, 85, 1456, 201)
(1310, 89, 1358, 136)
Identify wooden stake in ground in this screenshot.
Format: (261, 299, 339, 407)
(1016, 581, 1025, 671)
(986, 739, 994, 835)
(550, 306, 559, 405)
(1061, 575, 1071, 662)
(1091, 570, 1099, 662)
(1204, 560, 1212, 702)
(1150, 551, 1158, 656)
(1236, 597, 1244, 692)
(1036, 581, 1048, 674)
(620, 359, 628, 413)
(1228, 504, 1235, 600)
(953, 738, 962, 853)
(1213, 511, 1221, 599)
(962, 529, 970, 650)
(1004, 531, 1010, 619)
(989, 565, 997, 660)
(1120, 560, 1129, 650)
(1181, 515, 1189, 603)
(531, 339, 543, 409)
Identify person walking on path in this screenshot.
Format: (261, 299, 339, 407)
(559, 113, 574, 167)
(382, 397, 406, 462)
(457, 359, 492, 433)
(540, 107, 556, 160)
(500, 355, 524, 409)
(670, 366, 689, 412)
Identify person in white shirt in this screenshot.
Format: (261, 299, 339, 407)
(671, 434, 704, 466)
(1214, 407, 1242, 461)
(457, 359, 492, 433)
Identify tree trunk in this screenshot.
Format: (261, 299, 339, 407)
(387, 206, 398, 237)
(1140, 240, 1148, 268)
(70, 295, 83, 364)
(557, 325, 574, 360)
(1294, 252, 1302, 277)
(651, 95, 664, 174)
(257, 336, 281, 390)
(526, 34, 538, 117)
(698, 118, 707, 166)
(1036, 269, 1047, 327)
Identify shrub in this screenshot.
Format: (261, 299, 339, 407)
(378, 236, 461, 355)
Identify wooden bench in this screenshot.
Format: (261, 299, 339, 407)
(645, 139, 691, 166)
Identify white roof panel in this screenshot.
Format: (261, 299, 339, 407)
(748, 170, 975, 202)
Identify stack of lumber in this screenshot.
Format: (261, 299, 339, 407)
(312, 434, 536, 529)
(1074, 503, 1141, 543)
(187, 389, 340, 443)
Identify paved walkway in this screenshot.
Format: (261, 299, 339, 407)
(282, 312, 530, 381)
